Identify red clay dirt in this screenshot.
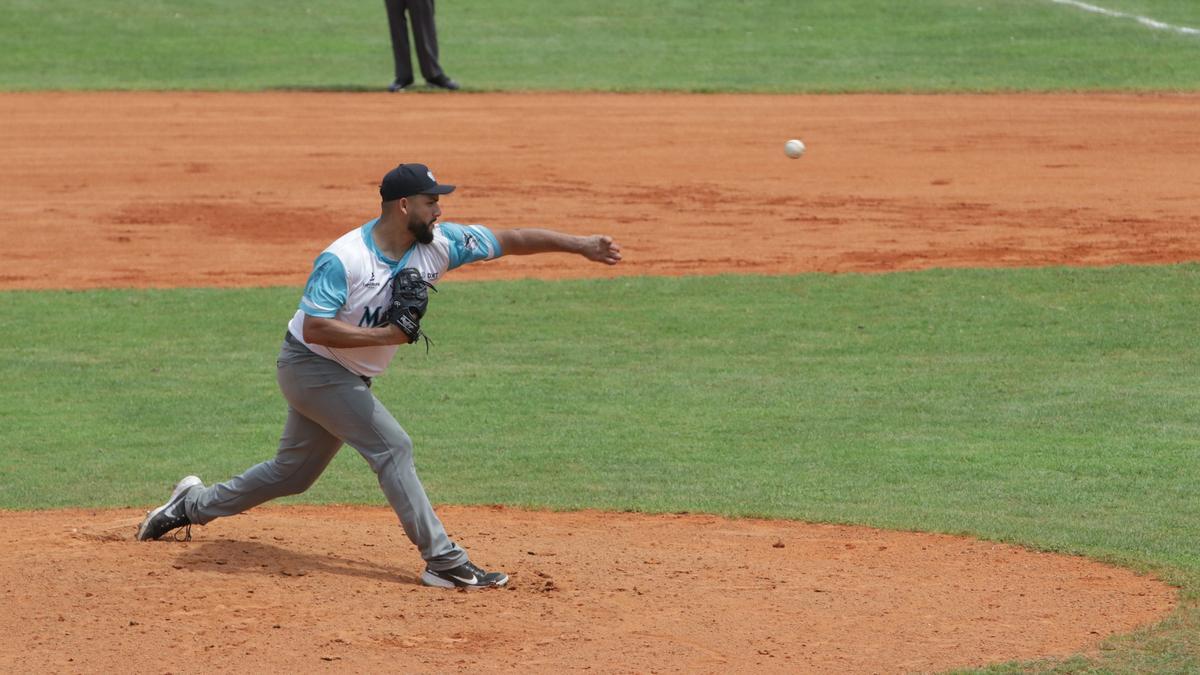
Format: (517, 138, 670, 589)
(1, 92, 1195, 673)
(1, 507, 1176, 674)
(1, 93, 1198, 288)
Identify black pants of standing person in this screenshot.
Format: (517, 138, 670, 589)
(385, 0, 458, 90)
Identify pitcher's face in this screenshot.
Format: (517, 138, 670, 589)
(404, 194, 442, 245)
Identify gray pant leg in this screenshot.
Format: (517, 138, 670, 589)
(186, 404, 341, 524)
(306, 381, 466, 569)
(188, 339, 466, 569)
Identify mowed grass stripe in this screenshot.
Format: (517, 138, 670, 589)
(1, 267, 1197, 583)
(1, 0, 1198, 92)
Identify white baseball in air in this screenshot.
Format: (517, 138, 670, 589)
(784, 139, 806, 159)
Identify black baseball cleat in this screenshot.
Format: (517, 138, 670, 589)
(388, 78, 414, 92)
(426, 74, 461, 91)
(135, 475, 203, 541)
(421, 561, 508, 589)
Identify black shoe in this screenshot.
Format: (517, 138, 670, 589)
(426, 75, 460, 91)
(388, 78, 414, 92)
(421, 561, 508, 589)
(135, 475, 202, 541)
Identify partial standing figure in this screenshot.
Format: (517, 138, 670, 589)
(136, 162, 622, 589)
(385, 0, 460, 91)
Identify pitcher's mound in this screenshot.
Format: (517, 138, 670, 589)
(0, 505, 1174, 673)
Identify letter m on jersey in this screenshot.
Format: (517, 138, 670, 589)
(359, 306, 385, 327)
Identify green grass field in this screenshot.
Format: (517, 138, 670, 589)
(2, 268, 1197, 562)
(1, 0, 1198, 91)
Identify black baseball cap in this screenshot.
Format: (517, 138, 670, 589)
(379, 163, 456, 201)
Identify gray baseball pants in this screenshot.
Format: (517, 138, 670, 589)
(182, 335, 468, 571)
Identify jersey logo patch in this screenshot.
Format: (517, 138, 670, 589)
(364, 271, 382, 289)
(359, 306, 385, 327)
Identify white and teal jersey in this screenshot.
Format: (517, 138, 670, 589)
(286, 219, 501, 377)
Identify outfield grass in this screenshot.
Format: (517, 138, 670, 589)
(2, 268, 1198, 670)
(1, 0, 1198, 92)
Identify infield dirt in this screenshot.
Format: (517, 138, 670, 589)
(1, 506, 1177, 674)
(1, 92, 1194, 673)
(2, 92, 1198, 288)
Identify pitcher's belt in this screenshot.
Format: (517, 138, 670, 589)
(284, 331, 372, 387)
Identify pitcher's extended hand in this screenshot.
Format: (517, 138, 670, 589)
(583, 235, 622, 265)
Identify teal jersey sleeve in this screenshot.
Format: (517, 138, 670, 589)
(298, 252, 347, 317)
(441, 222, 502, 270)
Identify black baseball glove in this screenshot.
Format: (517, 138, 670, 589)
(385, 267, 436, 348)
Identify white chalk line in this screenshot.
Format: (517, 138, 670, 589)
(1048, 0, 1200, 36)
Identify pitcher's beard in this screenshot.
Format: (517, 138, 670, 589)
(409, 219, 436, 245)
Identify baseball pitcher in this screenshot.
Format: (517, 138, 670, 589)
(136, 162, 622, 589)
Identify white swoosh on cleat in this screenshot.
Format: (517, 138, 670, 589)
(450, 574, 479, 585)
